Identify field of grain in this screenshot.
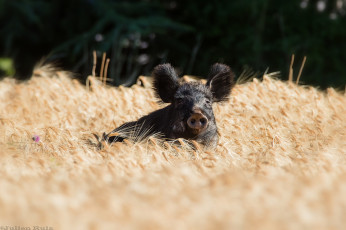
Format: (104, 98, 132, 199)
(0, 65, 345, 230)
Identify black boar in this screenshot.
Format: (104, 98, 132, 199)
(100, 63, 235, 149)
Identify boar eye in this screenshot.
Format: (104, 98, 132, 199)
(205, 99, 212, 105)
(175, 98, 183, 105)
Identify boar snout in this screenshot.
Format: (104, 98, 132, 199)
(187, 112, 208, 133)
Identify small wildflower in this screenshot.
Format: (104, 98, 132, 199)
(33, 135, 40, 142)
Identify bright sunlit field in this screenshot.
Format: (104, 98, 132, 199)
(0, 65, 345, 230)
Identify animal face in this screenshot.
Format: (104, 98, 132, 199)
(169, 82, 214, 139)
(152, 63, 235, 142)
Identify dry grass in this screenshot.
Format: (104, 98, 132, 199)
(0, 65, 345, 230)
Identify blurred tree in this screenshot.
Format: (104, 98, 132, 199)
(0, 0, 190, 84)
(0, 0, 345, 88)
(169, 0, 346, 88)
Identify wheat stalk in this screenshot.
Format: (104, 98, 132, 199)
(296, 56, 307, 84)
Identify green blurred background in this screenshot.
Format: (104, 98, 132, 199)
(0, 0, 345, 88)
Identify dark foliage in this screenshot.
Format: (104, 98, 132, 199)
(0, 0, 345, 88)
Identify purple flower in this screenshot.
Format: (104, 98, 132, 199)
(33, 135, 40, 142)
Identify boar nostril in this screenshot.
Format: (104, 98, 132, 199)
(187, 113, 208, 130)
(200, 118, 207, 125)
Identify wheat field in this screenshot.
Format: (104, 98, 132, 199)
(0, 65, 345, 230)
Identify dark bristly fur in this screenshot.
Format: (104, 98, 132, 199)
(102, 63, 235, 149)
(152, 64, 180, 103)
(206, 63, 235, 102)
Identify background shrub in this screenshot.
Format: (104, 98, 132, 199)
(0, 0, 345, 88)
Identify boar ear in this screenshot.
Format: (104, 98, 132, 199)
(206, 63, 235, 102)
(152, 63, 180, 103)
